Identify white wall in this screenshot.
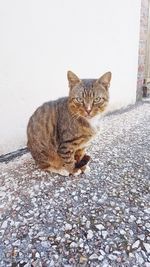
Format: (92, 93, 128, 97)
(0, 0, 141, 154)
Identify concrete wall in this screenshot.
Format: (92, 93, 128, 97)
(137, 0, 150, 100)
(0, 0, 141, 154)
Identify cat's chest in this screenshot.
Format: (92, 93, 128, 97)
(78, 115, 101, 150)
(87, 114, 101, 131)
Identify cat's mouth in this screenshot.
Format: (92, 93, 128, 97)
(84, 114, 93, 119)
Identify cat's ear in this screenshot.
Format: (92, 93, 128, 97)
(96, 72, 112, 90)
(67, 71, 81, 89)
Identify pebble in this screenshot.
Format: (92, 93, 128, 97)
(135, 252, 144, 265)
(60, 187, 65, 192)
(70, 242, 77, 248)
(74, 196, 78, 201)
(95, 224, 105, 230)
(1, 220, 8, 229)
(89, 253, 98, 260)
(138, 234, 145, 241)
(35, 252, 40, 258)
(98, 255, 104, 261)
(144, 208, 150, 214)
(86, 220, 91, 229)
(79, 255, 87, 264)
(99, 249, 105, 256)
(132, 240, 140, 249)
(87, 230, 93, 239)
(120, 229, 126, 235)
(65, 223, 72, 231)
(105, 245, 110, 253)
(108, 254, 117, 261)
(143, 242, 150, 253)
(145, 222, 150, 228)
(82, 215, 87, 223)
(102, 230, 108, 239)
(129, 215, 136, 223)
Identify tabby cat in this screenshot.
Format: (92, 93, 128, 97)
(27, 71, 111, 176)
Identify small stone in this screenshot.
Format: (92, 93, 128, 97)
(120, 229, 126, 235)
(65, 223, 72, 231)
(41, 241, 49, 248)
(86, 221, 91, 229)
(105, 245, 110, 253)
(108, 254, 117, 261)
(136, 218, 142, 224)
(35, 252, 40, 258)
(113, 251, 121, 255)
(82, 215, 87, 223)
(92, 195, 98, 201)
(138, 234, 145, 241)
(78, 238, 84, 248)
(99, 249, 105, 256)
(135, 252, 144, 265)
(39, 236, 47, 241)
(98, 255, 104, 261)
(70, 242, 77, 248)
(144, 208, 150, 214)
(84, 244, 90, 253)
(95, 224, 105, 230)
(1, 220, 8, 229)
(12, 240, 21, 246)
(141, 249, 147, 259)
(60, 187, 65, 192)
(116, 257, 122, 263)
(12, 247, 19, 257)
(145, 222, 150, 228)
(129, 253, 134, 258)
(54, 254, 59, 260)
(65, 233, 70, 239)
(129, 215, 136, 223)
(87, 230, 93, 239)
(101, 259, 110, 267)
(145, 263, 150, 267)
(132, 240, 140, 249)
(54, 193, 59, 198)
(89, 253, 98, 260)
(4, 240, 9, 245)
(74, 196, 78, 201)
(143, 242, 150, 253)
(79, 256, 87, 264)
(102, 230, 108, 239)
(79, 242, 84, 248)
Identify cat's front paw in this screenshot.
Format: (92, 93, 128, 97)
(71, 164, 90, 176)
(81, 165, 90, 174)
(75, 154, 91, 168)
(73, 169, 82, 176)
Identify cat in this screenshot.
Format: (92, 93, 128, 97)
(27, 70, 111, 176)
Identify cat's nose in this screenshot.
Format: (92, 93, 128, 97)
(85, 106, 92, 115)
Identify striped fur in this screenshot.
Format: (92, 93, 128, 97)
(27, 71, 111, 175)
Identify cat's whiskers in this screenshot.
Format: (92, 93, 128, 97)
(71, 112, 81, 121)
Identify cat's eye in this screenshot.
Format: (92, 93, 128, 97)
(76, 97, 83, 103)
(94, 97, 101, 103)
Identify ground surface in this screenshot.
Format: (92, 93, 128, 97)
(0, 100, 150, 267)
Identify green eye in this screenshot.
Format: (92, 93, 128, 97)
(76, 97, 83, 103)
(94, 97, 101, 103)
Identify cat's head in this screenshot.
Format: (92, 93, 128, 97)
(67, 70, 111, 118)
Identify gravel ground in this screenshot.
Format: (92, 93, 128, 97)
(0, 100, 150, 267)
